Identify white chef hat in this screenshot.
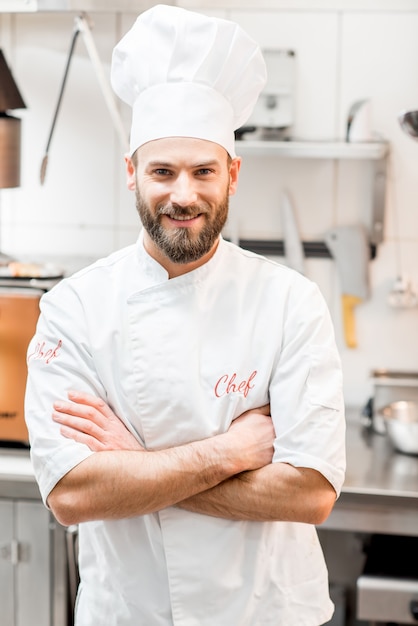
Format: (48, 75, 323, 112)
(111, 4, 267, 157)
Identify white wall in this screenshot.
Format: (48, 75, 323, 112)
(1, 1, 418, 407)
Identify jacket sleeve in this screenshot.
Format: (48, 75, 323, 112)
(25, 281, 105, 505)
(269, 275, 346, 497)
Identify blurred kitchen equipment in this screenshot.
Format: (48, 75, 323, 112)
(398, 109, 418, 140)
(242, 49, 295, 137)
(0, 263, 62, 446)
(388, 275, 418, 308)
(383, 138, 418, 309)
(346, 99, 373, 143)
(358, 534, 418, 624)
(40, 25, 79, 184)
(325, 224, 370, 348)
(378, 401, 418, 455)
(280, 190, 305, 275)
(0, 48, 26, 189)
(366, 369, 418, 435)
(66, 524, 80, 621)
(40, 13, 128, 184)
(0, 286, 43, 446)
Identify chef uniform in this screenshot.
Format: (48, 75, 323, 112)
(25, 6, 346, 626)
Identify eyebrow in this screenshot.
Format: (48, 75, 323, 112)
(146, 159, 221, 169)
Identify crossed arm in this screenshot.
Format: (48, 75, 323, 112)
(48, 391, 336, 527)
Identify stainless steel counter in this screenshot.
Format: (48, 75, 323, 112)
(323, 408, 418, 536)
(1, 408, 418, 536)
(0, 447, 40, 499)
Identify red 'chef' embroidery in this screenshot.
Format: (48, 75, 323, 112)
(214, 370, 257, 398)
(28, 339, 62, 365)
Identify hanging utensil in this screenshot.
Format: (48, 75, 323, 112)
(40, 13, 129, 185)
(280, 190, 305, 275)
(75, 14, 128, 152)
(325, 224, 370, 349)
(398, 109, 418, 140)
(40, 26, 80, 184)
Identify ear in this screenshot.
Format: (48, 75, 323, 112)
(228, 157, 241, 196)
(125, 154, 136, 191)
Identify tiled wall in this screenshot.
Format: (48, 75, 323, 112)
(1, 1, 418, 406)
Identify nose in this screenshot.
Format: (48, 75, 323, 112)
(170, 172, 198, 206)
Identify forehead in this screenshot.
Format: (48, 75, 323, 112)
(134, 137, 229, 168)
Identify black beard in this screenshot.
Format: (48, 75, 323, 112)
(135, 191, 229, 264)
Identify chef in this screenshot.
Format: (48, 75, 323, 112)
(25, 5, 346, 626)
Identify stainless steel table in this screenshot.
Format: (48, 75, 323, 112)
(323, 408, 418, 537)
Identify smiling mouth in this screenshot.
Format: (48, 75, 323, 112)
(170, 214, 202, 222)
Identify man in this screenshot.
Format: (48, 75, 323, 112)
(25, 5, 346, 625)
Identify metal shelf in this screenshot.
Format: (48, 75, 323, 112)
(235, 137, 389, 250)
(235, 139, 389, 160)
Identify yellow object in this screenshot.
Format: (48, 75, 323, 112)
(342, 294, 363, 349)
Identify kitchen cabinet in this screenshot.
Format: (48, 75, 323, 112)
(0, 450, 68, 626)
(322, 409, 418, 626)
(234, 139, 389, 259)
(0, 500, 49, 625)
(323, 409, 418, 537)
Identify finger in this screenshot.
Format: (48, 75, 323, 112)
(53, 409, 144, 452)
(52, 410, 104, 440)
(67, 390, 115, 418)
(66, 391, 122, 425)
(53, 399, 109, 430)
(58, 424, 106, 452)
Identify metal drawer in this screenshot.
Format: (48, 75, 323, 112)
(357, 534, 418, 624)
(357, 575, 418, 623)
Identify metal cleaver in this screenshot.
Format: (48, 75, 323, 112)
(280, 191, 306, 275)
(325, 225, 370, 349)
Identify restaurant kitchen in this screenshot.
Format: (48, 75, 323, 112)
(1, 1, 418, 625)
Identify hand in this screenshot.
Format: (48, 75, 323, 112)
(226, 404, 275, 472)
(52, 390, 144, 452)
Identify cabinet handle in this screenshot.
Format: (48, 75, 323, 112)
(0, 540, 20, 565)
(410, 599, 418, 621)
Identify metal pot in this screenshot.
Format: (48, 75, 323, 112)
(379, 401, 418, 455)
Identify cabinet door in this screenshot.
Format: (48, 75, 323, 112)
(0, 499, 15, 625)
(16, 501, 51, 626)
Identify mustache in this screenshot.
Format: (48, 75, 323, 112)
(156, 203, 208, 218)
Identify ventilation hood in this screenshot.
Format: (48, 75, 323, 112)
(0, 0, 168, 12)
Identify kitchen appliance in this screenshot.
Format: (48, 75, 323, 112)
(243, 48, 296, 136)
(366, 369, 418, 435)
(378, 400, 418, 455)
(357, 534, 418, 624)
(0, 286, 44, 445)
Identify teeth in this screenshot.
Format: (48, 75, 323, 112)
(172, 215, 198, 221)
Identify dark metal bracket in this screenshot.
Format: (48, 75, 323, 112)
(237, 239, 377, 260)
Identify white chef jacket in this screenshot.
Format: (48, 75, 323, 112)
(25, 233, 346, 626)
